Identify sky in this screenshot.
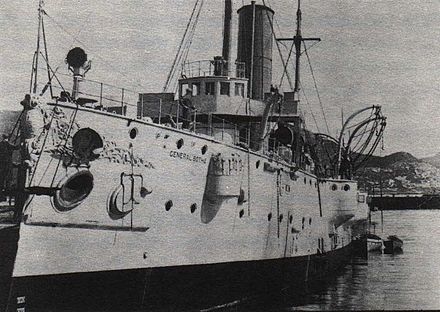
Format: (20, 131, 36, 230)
(1, 0, 439, 158)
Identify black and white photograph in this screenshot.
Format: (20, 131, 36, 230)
(0, 0, 439, 311)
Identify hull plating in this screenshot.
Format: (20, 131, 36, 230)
(7, 243, 354, 311)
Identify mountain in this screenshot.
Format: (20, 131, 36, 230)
(356, 152, 440, 193)
(421, 153, 440, 169)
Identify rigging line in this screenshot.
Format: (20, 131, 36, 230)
(39, 52, 65, 93)
(27, 107, 57, 186)
(170, 1, 203, 94)
(182, 0, 204, 67)
(279, 41, 295, 88)
(303, 42, 330, 135)
(163, 0, 201, 92)
(171, 0, 204, 94)
(262, 0, 294, 91)
(300, 82, 320, 133)
(41, 13, 53, 98)
(266, 0, 284, 38)
(50, 106, 79, 188)
(43, 12, 147, 91)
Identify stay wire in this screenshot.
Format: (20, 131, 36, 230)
(303, 42, 330, 135)
(163, 0, 201, 92)
(43, 10, 147, 91)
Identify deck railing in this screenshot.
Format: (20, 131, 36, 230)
(181, 60, 245, 78)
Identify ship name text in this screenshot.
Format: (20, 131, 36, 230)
(169, 150, 207, 164)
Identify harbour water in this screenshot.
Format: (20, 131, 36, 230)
(219, 210, 440, 311)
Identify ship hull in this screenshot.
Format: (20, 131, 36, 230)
(7, 243, 354, 311)
(0, 225, 19, 312)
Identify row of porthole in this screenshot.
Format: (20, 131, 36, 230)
(266, 213, 312, 226)
(303, 177, 319, 188)
(331, 184, 351, 191)
(129, 127, 209, 155)
(165, 200, 198, 214)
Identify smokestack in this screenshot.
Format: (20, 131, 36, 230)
(222, 0, 233, 74)
(237, 3, 274, 100)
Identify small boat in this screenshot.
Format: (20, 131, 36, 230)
(359, 233, 383, 252)
(366, 233, 383, 252)
(383, 235, 403, 253)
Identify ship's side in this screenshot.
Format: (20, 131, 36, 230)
(0, 1, 385, 310)
(5, 103, 366, 311)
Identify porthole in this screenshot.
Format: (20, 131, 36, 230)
(344, 184, 350, 191)
(176, 138, 184, 149)
(165, 200, 173, 211)
(268, 213, 272, 221)
(164, 134, 169, 139)
(256, 160, 260, 169)
(201, 145, 208, 155)
(279, 214, 284, 223)
(239, 209, 244, 218)
(289, 215, 293, 224)
(331, 184, 338, 191)
(53, 171, 94, 212)
(190, 203, 197, 213)
(129, 128, 138, 139)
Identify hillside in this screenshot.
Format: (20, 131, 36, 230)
(356, 152, 440, 193)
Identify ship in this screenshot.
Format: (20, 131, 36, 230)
(0, 0, 386, 311)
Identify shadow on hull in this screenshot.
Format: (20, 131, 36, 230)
(6, 244, 356, 312)
(0, 225, 19, 312)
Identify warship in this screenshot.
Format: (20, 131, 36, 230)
(0, 0, 386, 310)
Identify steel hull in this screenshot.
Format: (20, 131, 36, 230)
(6, 243, 354, 311)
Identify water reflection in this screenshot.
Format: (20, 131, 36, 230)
(216, 210, 440, 311)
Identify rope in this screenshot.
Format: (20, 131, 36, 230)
(171, 0, 204, 95)
(303, 42, 330, 135)
(163, 0, 201, 93)
(43, 10, 148, 91)
(50, 105, 79, 188)
(262, 0, 295, 91)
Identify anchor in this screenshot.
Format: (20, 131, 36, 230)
(107, 172, 151, 221)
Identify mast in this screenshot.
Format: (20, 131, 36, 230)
(277, 1, 320, 104)
(293, 0, 302, 101)
(30, 0, 44, 94)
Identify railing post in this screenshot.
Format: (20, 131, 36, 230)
(222, 119, 225, 140)
(140, 94, 144, 119)
(193, 109, 197, 133)
(121, 88, 125, 116)
(234, 124, 237, 144)
(158, 99, 162, 125)
(209, 113, 213, 136)
(176, 100, 179, 128)
(99, 82, 103, 108)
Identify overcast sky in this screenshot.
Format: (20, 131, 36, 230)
(1, 0, 439, 157)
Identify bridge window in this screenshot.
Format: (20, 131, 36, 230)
(205, 82, 215, 95)
(235, 83, 245, 97)
(191, 82, 200, 96)
(220, 82, 230, 96)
